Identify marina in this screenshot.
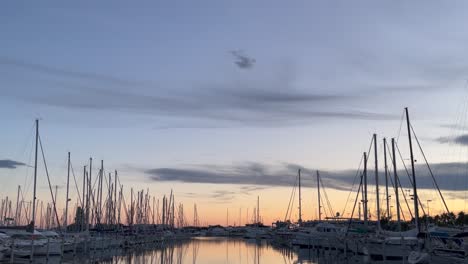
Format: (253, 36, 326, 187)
(3, 2, 468, 263)
(1, 109, 468, 263)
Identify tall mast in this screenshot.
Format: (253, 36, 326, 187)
(162, 196, 166, 226)
(86, 158, 94, 231)
(98, 159, 103, 224)
(108, 172, 111, 225)
(87, 157, 92, 231)
(15, 185, 20, 226)
(257, 196, 260, 224)
(171, 193, 175, 228)
(130, 188, 134, 226)
(317, 170, 321, 221)
(114, 170, 118, 224)
(298, 169, 302, 225)
(65, 151, 71, 231)
(383, 138, 390, 219)
(39, 201, 43, 229)
(391, 138, 401, 231)
(374, 134, 381, 230)
(118, 185, 122, 226)
(82, 165, 86, 232)
(405, 107, 420, 232)
(363, 152, 368, 227)
(31, 119, 39, 232)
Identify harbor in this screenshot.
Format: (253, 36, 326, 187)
(1, 108, 468, 263)
(3, 2, 468, 263)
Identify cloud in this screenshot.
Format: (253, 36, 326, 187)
(0, 57, 397, 126)
(181, 189, 248, 203)
(146, 161, 468, 192)
(436, 134, 468, 145)
(230, 50, 255, 69)
(0, 56, 148, 87)
(147, 163, 300, 188)
(0, 159, 27, 169)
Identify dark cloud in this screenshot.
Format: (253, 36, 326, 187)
(146, 162, 468, 192)
(436, 134, 468, 145)
(0, 159, 27, 169)
(147, 163, 299, 188)
(230, 50, 255, 69)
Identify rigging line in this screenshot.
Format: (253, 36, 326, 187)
(345, 173, 363, 237)
(38, 134, 62, 233)
(410, 124, 450, 215)
(284, 174, 298, 222)
(341, 137, 374, 216)
(384, 140, 406, 221)
(396, 109, 405, 143)
(120, 187, 130, 225)
(393, 143, 414, 219)
(385, 155, 407, 222)
(288, 179, 297, 221)
(15, 122, 35, 196)
(69, 161, 83, 208)
(340, 155, 363, 218)
(120, 185, 130, 225)
(323, 180, 334, 217)
(23, 134, 35, 197)
(395, 143, 426, 216)
(320, 177, 334, 217)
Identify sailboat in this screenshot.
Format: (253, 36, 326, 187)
(0, 120, 63, 259)
(291, 170, 344, 250)
(243, 196, 270, 240)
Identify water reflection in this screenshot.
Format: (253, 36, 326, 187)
(88, 237, 298, 264)
(10, 237, 406, 264)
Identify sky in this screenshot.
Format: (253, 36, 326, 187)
(2, 1, 468, 225)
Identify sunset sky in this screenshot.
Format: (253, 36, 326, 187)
(3, 1, 468, 225)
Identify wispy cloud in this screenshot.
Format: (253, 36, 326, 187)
(0, 159, 27, 169)
(0, 57, 396, 127)
(0, 56, 148, 87)
(181, 188, 258, 203)
(146, 161, 468, 192)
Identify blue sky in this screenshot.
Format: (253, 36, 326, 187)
(2, 1, 468, 223)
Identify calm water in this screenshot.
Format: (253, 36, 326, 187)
(14, 237, 404, 264)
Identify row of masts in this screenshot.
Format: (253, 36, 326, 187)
(0, 119, 205, 232)
(292, 107, 443, 233)
(359, 108, 419, 231)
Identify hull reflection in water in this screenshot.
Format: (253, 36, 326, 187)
(19, 237, 421, 263)
(92, 237, 290, 264)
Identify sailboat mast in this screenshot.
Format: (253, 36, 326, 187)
(98, 160, 103, 224)
(82, 165, 86, 231)
(87, 157, 92, 231)
(114, 170, 118, 224)
(298, 169, 302, 224)
(363, 152, 368, 227)
(405, 107, 420, 232)
(374, 134, 381, 230)
(257, 196, 260, 224)
(384, 138, 390, 219)
(65, 151, 71, 230)
(317, 170, 321, 221)
(15, 185, 20, 226)
(391, 138, 401, 231)
(31, 119, 39, 231)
